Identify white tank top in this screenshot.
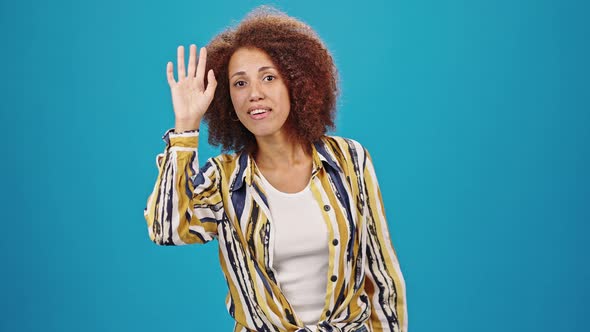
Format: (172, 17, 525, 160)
(258, 170, 329, 329)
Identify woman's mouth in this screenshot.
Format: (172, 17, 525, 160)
(248, 108, 271, 120)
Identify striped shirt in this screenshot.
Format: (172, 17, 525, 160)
(144, 129, 408, 332)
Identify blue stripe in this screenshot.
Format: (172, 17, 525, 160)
(252, 181, 268, 207)
(314, 139, 343, 173)
(231, 186, 246, 222)
(185, 152, 197, 197)
(231, 152, 249, 191)
(193, 160, 213, 188)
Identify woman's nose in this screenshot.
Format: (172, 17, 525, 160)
(248, 81, 264, 101)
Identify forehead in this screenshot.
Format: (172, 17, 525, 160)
(228, 47, 276, 74)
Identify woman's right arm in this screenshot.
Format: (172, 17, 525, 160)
(143, 128, 223, 245)
(143, 44, 219, 245)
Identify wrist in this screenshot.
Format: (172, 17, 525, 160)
(174, 120, 201, 133)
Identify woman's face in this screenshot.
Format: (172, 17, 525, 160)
(228, 47, 291, 140)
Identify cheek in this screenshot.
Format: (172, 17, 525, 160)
(280, 89, 291, 111)
(229, 90, 242, 109)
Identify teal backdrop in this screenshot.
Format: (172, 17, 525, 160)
(1, 0, 588, 331)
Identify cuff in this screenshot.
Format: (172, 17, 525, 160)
(162, 128, 199, 148)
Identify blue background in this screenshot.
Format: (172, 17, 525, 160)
(1, 0, 588, 331)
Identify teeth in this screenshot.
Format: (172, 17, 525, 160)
(251, 109, 268, 115)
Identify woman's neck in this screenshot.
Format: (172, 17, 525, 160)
(254, 133, 311, 170)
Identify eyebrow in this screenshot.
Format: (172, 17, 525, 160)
(230, 66, 276, 79)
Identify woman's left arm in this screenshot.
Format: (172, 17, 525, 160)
(362, 148, 408, 332)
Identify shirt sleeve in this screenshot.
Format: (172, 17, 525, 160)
(143, 128, 224, 245)
(362, 148, 408, 332)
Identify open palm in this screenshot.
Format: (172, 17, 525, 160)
(167, 44, 217, 132)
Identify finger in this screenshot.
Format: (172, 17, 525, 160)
(166, 62, 176, 86)
(204, 69, 217, 100)
(195, 47, 207, 90)
(177, 45, 186, 80)
(187, 44, 197, 78)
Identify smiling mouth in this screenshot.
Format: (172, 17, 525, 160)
(248, 108, 272, 115)
(247, 108, 271, 120)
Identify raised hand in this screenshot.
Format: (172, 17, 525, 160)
(167, 44, 217, 132)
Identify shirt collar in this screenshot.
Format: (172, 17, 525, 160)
(230, 137, 343, 192)
(313, 138, 344, 174)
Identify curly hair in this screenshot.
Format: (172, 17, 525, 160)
(203, 6, 339, 153)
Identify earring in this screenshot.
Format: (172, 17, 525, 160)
(230, 111, 240, 122)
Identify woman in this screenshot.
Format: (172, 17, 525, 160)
(144, 6, 407, 332)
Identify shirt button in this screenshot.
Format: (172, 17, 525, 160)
(331, 275, 337, 282)
(323, 205, 331, 211)
(332, 239, 339, 246)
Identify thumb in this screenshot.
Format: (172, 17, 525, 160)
(204, 69, 217, 100)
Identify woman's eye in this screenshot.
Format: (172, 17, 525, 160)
(233, 80, 246, 87)
(264, 75, 276, 82)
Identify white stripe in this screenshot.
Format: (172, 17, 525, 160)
(218, 224, 256, 329)
(169, 146, 198, 153)
(240, 193, 253, 239)
(159, 152, 174, 243)
(169, 152, 187, 245)
(368, 161, 407, 330)
(155, 152, 165, 168)
(250, 261, 287, 330)
(188, 225, 213, 241)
